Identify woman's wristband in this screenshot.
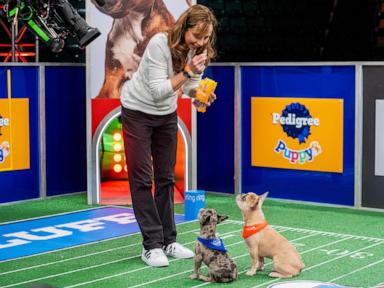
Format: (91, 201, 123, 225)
(183, 65, 193, 79)
(182, 70, 191, 79)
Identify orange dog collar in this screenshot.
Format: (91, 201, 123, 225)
(242, 221, 268, 239)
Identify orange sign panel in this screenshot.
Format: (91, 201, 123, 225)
(0, 99, 30, 172)
(251, 97, 343, 173)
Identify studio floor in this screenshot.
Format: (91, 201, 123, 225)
(0, 193, 384, 288)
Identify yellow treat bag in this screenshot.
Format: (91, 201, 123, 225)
(195, 78, 217, 113)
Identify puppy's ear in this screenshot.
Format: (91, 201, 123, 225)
(199, 209, 211, 226)
(217, 214, 228, 224)
(201, 214, 211, 226)
(258, 192, 269, 208)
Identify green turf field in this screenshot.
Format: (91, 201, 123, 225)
(1, 193, 384, 288)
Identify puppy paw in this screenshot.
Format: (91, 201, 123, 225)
(189, 274, 198, 280)
(198, 275, 212, 282)
(246, 270, 256, 276)
(269, 272, 292, 278)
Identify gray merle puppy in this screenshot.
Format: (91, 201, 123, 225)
(190, 208, 238, 283)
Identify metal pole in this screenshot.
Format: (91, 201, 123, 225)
(11, 21, 15, 62)
(11, 6, 18, 62)
(35, 36, 39, 62)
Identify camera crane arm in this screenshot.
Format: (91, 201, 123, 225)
(2, 0, 102, 52)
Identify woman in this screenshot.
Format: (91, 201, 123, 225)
(120, 4, 217, 267)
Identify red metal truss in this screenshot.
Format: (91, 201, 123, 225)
(0, 12, 36, 62)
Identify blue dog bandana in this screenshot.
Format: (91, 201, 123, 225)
(197, 237, 227, 252)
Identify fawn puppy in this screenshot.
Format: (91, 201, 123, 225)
(236, 192, 304, 278)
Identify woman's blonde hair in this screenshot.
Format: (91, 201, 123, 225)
(167, 4, 217, 73)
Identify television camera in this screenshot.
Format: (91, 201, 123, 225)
(1, 0, 104, 52)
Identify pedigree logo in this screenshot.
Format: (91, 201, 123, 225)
(0, 141, 10, 163)
(272, 103, 320, 144)
(272, 103, 322, 164)
(274, 139, 321, 164)
(0, 114, 10, 136)
(0, 113, 11, 164)
(251, 97, 343, 173)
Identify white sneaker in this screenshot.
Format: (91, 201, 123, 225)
(163, 242, 195, 259)
(141, 248, 169, 267)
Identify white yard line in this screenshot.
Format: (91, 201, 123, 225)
(191, 234, 350, 288)
(135, 231, 326, 288)
(129, 270, 197, 288)
(0, 206, 113, 226)
(5, 221, 381, 288)
(2, 227, 240, 288)
(66, 228, 351, 288)
(66, 226, 373, 288)
(92, 229, 308, 288)
(0, 219, 199, 265)
(227, 220, 384, 242)
(133, 249, 249, 288)
(251, 240, 384, 288)
(63, 237, 246, 288)
(329, 257, 384, 282)
(0, 242, 137, 276)
(1, 254, 140, 288)
(0, 224, 203, 276)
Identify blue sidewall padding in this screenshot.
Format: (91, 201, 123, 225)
(197, 66, 235, 194)
(45, 66, 86, 196)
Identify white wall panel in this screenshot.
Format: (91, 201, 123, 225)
(375, 100, 384, 176)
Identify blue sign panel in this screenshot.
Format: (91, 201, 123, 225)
(0, 67, 40, 203)
(197, 66, 235, 194)
(0, 207, 186, 262)
(45, 66, 86, 197)
(241, 66, 355, 205)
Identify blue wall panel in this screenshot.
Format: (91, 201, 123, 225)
(197, 66, 235, 194)
(0, 67, 40, 203)
(241, 66, 355, 205)
(45, 66, 86, 196)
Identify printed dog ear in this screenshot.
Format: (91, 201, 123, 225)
(217, 215, 228, 224)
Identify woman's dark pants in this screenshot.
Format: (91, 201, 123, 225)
(121, 106, 178, 250)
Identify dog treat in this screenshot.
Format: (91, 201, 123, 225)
(195, 78, 217, 113)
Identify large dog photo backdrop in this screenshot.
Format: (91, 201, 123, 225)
(89, 0, 194, 204)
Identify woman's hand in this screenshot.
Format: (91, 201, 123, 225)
(192, 92, 217, 112)
(188, 53, 207, 74)
(193, 99, 206, 108)
(206, 92, 216, 106)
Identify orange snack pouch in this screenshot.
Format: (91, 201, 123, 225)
(195, 78, 217, 113)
